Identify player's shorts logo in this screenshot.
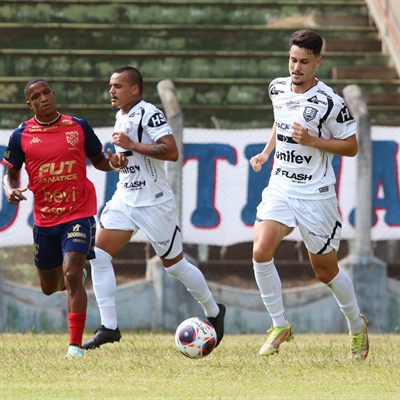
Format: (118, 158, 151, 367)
(66, 130, 79, 146)
(303, 107, 318, 122)
(67, 224, 87, 239)
(72, 224, 81, 232)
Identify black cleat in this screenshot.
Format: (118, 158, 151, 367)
(82, 325, 121, 350)
(207, 303, 226, 347)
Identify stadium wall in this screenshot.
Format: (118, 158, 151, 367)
(1, 256, 399, 334)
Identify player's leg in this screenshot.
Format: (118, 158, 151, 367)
(90, 227, 131, 330)
(33, 225, 65, 294)
(253, 189, 295, 356)
(36, 266, 65, 294)
(253, 219, 294, 356)
(63, 251, 88, 313)
(162, 252, 220, 321)
(141, 199, 226, 346)
(309, 250, 368, 359)
(61, 217, 96, 357)
(83, 199, 134, 350)
(161, 252, 226, 347)
(253, 219, 291, 323)
(63, 250, 87, 356)
(297, 197, 368, 359)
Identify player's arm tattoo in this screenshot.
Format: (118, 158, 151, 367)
(151, 144, 168, 156)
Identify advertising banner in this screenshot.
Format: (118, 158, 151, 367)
(1, 126, 399, 247)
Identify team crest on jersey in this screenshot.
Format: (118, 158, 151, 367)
(66, 130, 79, 146)
(303, 107, 318, 122)
(124, 121, 133, 133)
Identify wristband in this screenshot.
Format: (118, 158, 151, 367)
(109, 160, 117, 170)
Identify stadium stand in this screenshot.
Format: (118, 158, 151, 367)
(0, 0, 399, 129)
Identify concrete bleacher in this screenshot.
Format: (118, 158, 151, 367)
(0, 0, 399, 129)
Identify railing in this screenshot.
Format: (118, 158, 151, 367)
(365, 0, 400, 76)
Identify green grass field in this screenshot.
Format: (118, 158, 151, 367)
(1, 332, 399, 400)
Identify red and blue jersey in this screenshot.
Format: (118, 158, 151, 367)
(2, 114, 102, 227)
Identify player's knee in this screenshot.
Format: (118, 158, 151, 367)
(252, 247, 273, 263)
(313, 268, 337, 284)
(63, 268, 84, 289)
(40, 283, 57, 296)
(91, 247, 112, 267)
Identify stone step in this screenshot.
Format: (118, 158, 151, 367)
(366, 93, 400, 107)
(0, 50, 389, 80)
(323, 38, 381, 52)
(314, 12, 369, 26)
(0, 1, 368, 25)
(0, 23, 379, 51)
(0, 1, 397, 128)
(332, 66, 399, 80)
(2, 77, 399, 106)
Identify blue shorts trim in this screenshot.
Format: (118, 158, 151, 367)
(33, 217, 96, 270)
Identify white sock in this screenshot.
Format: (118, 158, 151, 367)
(165, 258, 219, 317)
(326, 267, 363, 334)
(253, 259, 288, 327)
(91, 247, 118, 330)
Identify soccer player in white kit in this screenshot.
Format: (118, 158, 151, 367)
(83, 67, 225, 350)
(250, 30, 369, 359)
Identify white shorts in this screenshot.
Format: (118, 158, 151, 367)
(100, 196, 182, 259)
(256, 188, 342, 254)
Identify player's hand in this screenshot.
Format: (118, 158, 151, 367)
(289, 122, 312, 146)
(107, 148, 128, 170)
(111, 130, 132, 149)
(6, 187, 28, 205)
(250, 153, 269, 173)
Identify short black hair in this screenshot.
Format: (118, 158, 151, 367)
(289, 30, 323, 56)
(113, 66, 143, 95)
(24, 78, 51, 99)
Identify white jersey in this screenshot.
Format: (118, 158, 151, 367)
(112, 100, 175, 207)
(267, 77, 357, 199)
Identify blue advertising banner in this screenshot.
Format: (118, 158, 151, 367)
(1, 126, 399, 247)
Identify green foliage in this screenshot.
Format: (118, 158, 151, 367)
(1, 332, 399, 399)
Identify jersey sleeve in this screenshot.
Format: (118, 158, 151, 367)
(72, 117, 103, 157)
(1, 124, 26, 170)
(326, 99, 357, 140)
(268, 78, 278, 102)
(143, 108, 172, 142)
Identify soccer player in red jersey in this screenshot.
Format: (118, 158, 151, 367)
(2, 78, 128, 357)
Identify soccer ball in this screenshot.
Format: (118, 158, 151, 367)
(175, 317, 217, 359)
